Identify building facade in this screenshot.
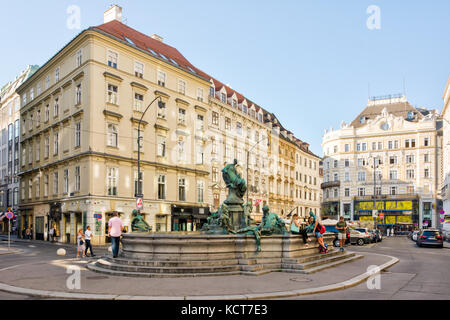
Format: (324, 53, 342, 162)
(322, 95, 442, 231)
(441, 76, 450, 220)
(0, 65, 38, 234)
(17, 5, 321, 244)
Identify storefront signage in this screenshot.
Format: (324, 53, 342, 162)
(358, 200, 412, 211)
(385, 216, 396, 225)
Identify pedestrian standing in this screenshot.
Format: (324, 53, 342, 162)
(290, 214, 310, 246)
(76, 229, 86, 258)
(49, 226, 55, 242)
(25, 227, 31, 240)
(336, 216, 348, 252)
(84, 226, 96, 257)
(108, 212, 124, 258)
(386, 227, 390, 237)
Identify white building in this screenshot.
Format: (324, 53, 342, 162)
(441, 76, 450, 220)
(322, 95, 442, 231)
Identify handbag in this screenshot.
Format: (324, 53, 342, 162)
(290, 222, 300, 233)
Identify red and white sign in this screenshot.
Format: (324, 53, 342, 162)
(254, 199, 262, 207)
(379, 213, 384, 219)
(136, 198, 144, 210)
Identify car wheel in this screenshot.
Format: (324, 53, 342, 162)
(333, 239, 340, 247)
(357, 238, 364, 246)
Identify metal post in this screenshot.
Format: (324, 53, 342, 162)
(373, 159, 377, 242)
(8, 218, 10, 250)
(246, 150, 249, 205)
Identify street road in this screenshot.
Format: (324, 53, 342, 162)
(0, 236, 449, 300)
(288, 236, 450, 300)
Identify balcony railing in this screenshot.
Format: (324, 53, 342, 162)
(321, 180, 340, 189)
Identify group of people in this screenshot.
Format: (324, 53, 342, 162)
(76, 226, 96, 258)
(290, 213, 349, 253)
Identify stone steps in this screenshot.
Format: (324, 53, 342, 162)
(94, 258, 241, 274)
(283, 249, 345, 264)
(283, 254, 364, 274)
(282, 251, 355, 270)
(105, 256, 240, 267)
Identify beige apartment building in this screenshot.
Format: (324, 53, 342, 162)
(17, 5, 321, 244)
(441, 76, 450, 219)
(322, 95, 442, 231)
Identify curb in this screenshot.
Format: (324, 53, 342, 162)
(0, 252, 399, 300)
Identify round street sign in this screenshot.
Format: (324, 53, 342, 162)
(97, 213, 103, 220)
(136, 197, 144, 210)
(6, 212, 13, 219)
(440, 210, 445, 215)
(441, 218, 445, 223)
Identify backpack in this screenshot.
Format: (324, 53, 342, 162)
(320, 225, 326, 234)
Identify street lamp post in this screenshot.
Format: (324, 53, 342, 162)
(371, 156, 379, 240)
(246, 136, 269, 205)
(136, 97, 164, 204)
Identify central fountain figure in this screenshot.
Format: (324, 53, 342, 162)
(222, 159, 247, 205)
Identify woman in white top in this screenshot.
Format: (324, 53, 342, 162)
(76, 229, 86, 258)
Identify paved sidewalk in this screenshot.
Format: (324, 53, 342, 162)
(0, 235, 109, 250)
(0, 249, 398, 300)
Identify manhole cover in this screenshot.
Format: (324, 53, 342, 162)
(86, 276, 110, 280)
(290, 277, 312, 283)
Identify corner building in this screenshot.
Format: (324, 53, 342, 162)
(17, 6, 321, 244)
(322, 95, 442, 230)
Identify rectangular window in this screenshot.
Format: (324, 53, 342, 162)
(107, 84, 118, 104)
(424, 153, 430, 163)
(75, 166, 80, 192)
(35, 176, 40, 198)
(30, 88, 34, 101)
(75, 122, 81, 147)
(158, 175, 166, 200)
(55, 67, 60, 83)
(389, 156, 397, 165)
(44, 174, 48, 197)
(107, 124, 118, 147)
(75, 84, 82, 105)
(212, 112, 219, 126)
(54, 98, 59, 117)
(134, 171, 142, 196)
(107, 167, 118, 196)
(157, 101, 166, 119)
(389, 170, 397, 180)
(424, 137, 429, 146)
(406, 169, 415, 179)
(36, 141, 40, 162)
(157, 135, 166, 157)
(407, 186, 414, 194)
(178, 108, 186, 125)
(44, 137, 49, 158)
(197, 88, 203, 102)
(390, 186, 397, 195)
(344, 171, 350, 182)
(197, 114, 204, 131)
(76, 50, 82, 67)
(424, 168, 430, 178)
(356, 143, 361, 151)
(28, 179, 32, 199)
(107, 50, 118, 68)
(63, 169, 69, 194)
(406, 154, 415, 163)
(157, 71, 166, 87)
(358, 171, 366, 181)
(358, 187, 365, 196)
(133, 129, 140, 152)
(221, 93, 226, 103)
(53, 172, 58, 195)
(134, 61, 144, 78)
(53, 133, 59, 155)
(196, 144, 204, 164)
(388, 141, 393, 149)
(225, 117, 231, 131)
(376, 186, 382, 195)
(134, 93, 143, 111)
(178, 80, 186, 95)
(178, 178, 186, 201)
(45, 105, 49, 122)
(236, 122, 242, 135)
(209, 87, 214, 97)
(345, 188, 350, 197)
(178, 139, 186, 162)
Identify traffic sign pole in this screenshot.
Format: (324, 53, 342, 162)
(8, 219, 10, 250)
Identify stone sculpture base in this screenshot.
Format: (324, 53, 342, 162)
(87, 232, 362, 277)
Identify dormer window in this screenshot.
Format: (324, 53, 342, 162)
(407, 111, 414, 120)
(221, 93, 226, 103)
(360, 116, 366, 124)
(209, 87, 214, 97)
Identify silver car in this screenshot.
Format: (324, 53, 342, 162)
(349, 229, 371, 245)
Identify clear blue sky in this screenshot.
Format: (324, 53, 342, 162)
(1, 0, 449, 156)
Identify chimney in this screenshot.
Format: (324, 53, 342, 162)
(104, 5, 123, 23)
(151, 34, 164, 42)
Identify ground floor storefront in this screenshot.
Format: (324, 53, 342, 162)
(18, 197, 211, 245)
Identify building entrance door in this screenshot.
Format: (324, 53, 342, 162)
(35, 217, 44, 240)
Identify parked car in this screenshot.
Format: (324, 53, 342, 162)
(349, 229, 371, 246)
(410, 230, 420, 242)
(355, 228, 376, 242)
(325, 225, 351, 247)
(416, 229, 444, 248)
